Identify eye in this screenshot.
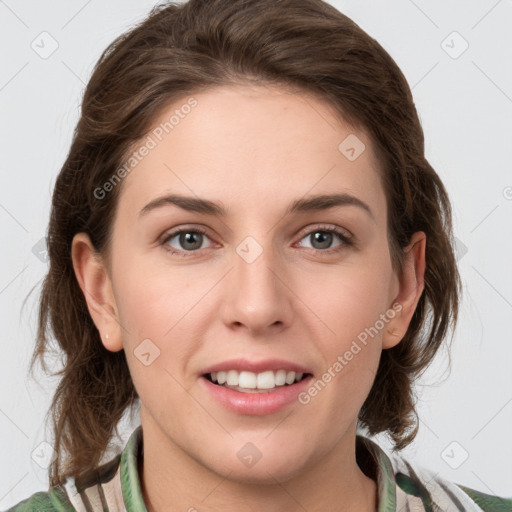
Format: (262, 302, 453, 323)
(161, 226, 215, 256)
(161, 224, 354, 258)
(296, 225, 353, 252)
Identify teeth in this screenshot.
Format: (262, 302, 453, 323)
(257, 370, 275, 389)
(227, 369, 239, 386)
(208, 369, 306, 389)
(275, 369, 287, 386)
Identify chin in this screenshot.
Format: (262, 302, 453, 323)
(204, 449, 310, 485)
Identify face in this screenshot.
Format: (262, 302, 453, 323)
(74, 83, 424, 484)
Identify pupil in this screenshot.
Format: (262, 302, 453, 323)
(312, 231, 332, 249)
(181, 232, 202, 250)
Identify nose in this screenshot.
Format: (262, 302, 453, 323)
(220, 240, 294, 335)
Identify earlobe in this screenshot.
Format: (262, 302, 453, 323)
(71, 232, 123, 352)
(382, 231, 426, 350)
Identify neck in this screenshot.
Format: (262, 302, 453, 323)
(138, 414, 377, 512)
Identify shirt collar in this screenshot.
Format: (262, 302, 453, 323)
(120, 426, 398, 512)
(356, 434, 398, 512)
(120, 425, 147, 512)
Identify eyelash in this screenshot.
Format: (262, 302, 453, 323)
(161, 224, 354, 258)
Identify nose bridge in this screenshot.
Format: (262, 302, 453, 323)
(223, 233, 291, 331)
(235, 234, 281, 301)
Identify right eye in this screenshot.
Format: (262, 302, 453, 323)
(161, 226, 216, 257)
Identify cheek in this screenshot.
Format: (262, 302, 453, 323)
(111, 253, 210, 382)
(300, 258, 393, 402)
(112, 251, 196, 337)
(304, 261, 394, 341)
(113, 260, 203, 414)
(301, 270, 387, 419)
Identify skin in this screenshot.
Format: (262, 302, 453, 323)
(72, 83, 426, 512)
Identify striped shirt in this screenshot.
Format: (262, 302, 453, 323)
(5, 425, 511, 511)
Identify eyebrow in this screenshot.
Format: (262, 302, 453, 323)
(139, 193, 374, 220)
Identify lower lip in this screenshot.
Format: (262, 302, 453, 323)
(200, 375, 313, 415)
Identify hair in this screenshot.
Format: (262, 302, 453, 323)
(28, 0, 461, 487)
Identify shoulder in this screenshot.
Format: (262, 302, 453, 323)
(4, 427, 142, 512)
(455, 484, 512, 512)
(3, 452, 124, 512)
(3, 486, 74, 511)
(389, 450, 512, 512)
(357, 434, 511, 511)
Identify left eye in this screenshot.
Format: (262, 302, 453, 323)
(297, 228, 351, 251)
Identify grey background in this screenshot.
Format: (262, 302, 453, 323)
(1, 0, 511, 508)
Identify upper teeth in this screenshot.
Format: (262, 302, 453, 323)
(210, 370, 304, 389)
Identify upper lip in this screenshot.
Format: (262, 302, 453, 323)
(201, 358, 313, 376)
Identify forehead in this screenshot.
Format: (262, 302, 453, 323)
(116, 84, 386, 222)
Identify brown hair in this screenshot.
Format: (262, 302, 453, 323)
(29, 0, 461, 486)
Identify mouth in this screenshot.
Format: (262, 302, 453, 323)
(202, 370, 313, 394)
(200, 364, 315, 415)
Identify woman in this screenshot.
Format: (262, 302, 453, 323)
(5, 0, 511, 510)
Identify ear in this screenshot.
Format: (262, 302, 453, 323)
(71, 232, 123, 352)
(382, 231, 426, 350)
